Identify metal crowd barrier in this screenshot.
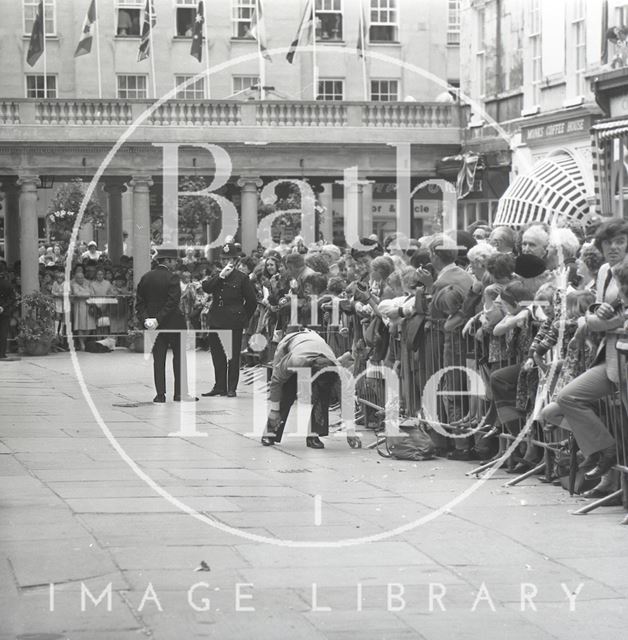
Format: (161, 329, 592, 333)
(570, 335, 628, 518)
(50, 293, 135, 340)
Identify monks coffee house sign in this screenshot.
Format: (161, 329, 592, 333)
(521, 115, 595, 145)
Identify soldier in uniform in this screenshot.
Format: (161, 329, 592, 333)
(201, 242, 257, 398)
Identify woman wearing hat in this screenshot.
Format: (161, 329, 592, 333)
(201, 242, 257, 398)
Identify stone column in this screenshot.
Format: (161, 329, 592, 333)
(18, 174, 41, 295)
(103, 179, 127, 264)
(237, 176, 262, 255)
(361, 181, 374, 238)
(318, 183, 334, 244)
(2, 179, 21, 268)
(336, 168, 371, 246)
(130, 174, 153, 291)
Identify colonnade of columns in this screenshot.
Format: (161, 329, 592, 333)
(1, 173, 376, 297)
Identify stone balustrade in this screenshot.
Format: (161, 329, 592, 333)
(0, 98, 459, 130)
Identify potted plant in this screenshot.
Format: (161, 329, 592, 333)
(18, 292, 57, 356)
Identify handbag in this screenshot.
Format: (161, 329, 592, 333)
(363, 316, 390, 361)
(376, 418, 435, 461)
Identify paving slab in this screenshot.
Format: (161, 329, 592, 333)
(1, 353, 627, 639)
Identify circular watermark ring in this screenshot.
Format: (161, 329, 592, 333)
(65, 45, 562, 547)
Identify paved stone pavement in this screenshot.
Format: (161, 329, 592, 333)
(1, 350, 627, 640)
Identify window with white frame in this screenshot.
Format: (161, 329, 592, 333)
(117, 75, 148, 99)
(23, 0, 55, 36)
(615, 5, 628, 25)
(317, 79, 344, 101)
(25, 74, 57, 98)
(232, 75, 260, 94)
(315, 0, 343, 41)
(369, 0, 397, 42)
(447, 0, 460, 46)
(174, 75, 206, 99)
(573, 0, 586, 96)
(476, 7, 485, 97)
(176, 0, 197, 36)
(232, 0, 255, 38)
(370, 79, 398, 101)
(116, 0, 143, 36)
(529, 0, 542, 105)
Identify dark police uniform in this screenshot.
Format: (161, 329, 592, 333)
(136, 259, 188, 400)
(202, 245, 257, 396)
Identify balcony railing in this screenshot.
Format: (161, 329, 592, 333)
(0, 98, 460, 129)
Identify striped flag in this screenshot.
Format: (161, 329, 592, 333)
(249, 0, 272, 61)
(190, 0, 204, 62)
(286, 0, 313, 64)
(26, 0, 45, 67)
(74, 0, 96, 57)
(138, 0, 156, 62)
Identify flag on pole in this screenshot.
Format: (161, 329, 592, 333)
(138, 0, 156, 62)
(190, 0, 204, 62)
(26, 0, 45, 67)
(286, 0, 313, 64)
(74, 0, 96, 57)
(357, 2, 367, 59)
(249, 0, 272, 61)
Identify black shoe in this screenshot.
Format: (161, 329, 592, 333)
(153, 394, 166, 403)
(584, 446, 617, 480)
(174, 395, 199, 402)
(226, 390, 237, 398)
(201, 388, 227, 397)
(578, 454, 599, 472)
(306, 436, 325, 449)
(261, 436, 275, 447)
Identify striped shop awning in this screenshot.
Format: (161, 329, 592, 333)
(591, 118, 628, 216)
(591, 118, 628, 140)
(494, 152, 591, 228)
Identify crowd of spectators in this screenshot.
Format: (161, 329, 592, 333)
(1, 217, 628, 518)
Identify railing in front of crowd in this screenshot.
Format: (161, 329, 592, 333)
(243, 294, 628, 518)
(17, 289, 628, 518)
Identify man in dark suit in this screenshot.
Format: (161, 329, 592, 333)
(0, 260, 16, 360)
(201, 242, 257, 398)
(136, 249, 197, 403)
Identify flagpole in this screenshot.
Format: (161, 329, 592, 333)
(360, 0, 368, 101)
(94, 0, 103, 99)
(202, 1, 211, 98)
(42, 0, 47, 98)
(257, 0, 266, 100)
(148, 0, 157, 99)
(311, 0, 317, 100)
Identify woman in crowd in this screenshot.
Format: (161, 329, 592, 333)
(556, 219, 628, 484)
(70, 268, 96, 350)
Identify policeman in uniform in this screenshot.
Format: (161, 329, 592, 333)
(201, 242, 257, 397)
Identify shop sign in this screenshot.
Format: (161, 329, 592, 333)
(371, 199, 441, 219)
(522, 116, 592, 145)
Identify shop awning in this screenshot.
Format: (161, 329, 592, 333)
(494, 152, 590, 228)
(592, 118, 628, 141)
